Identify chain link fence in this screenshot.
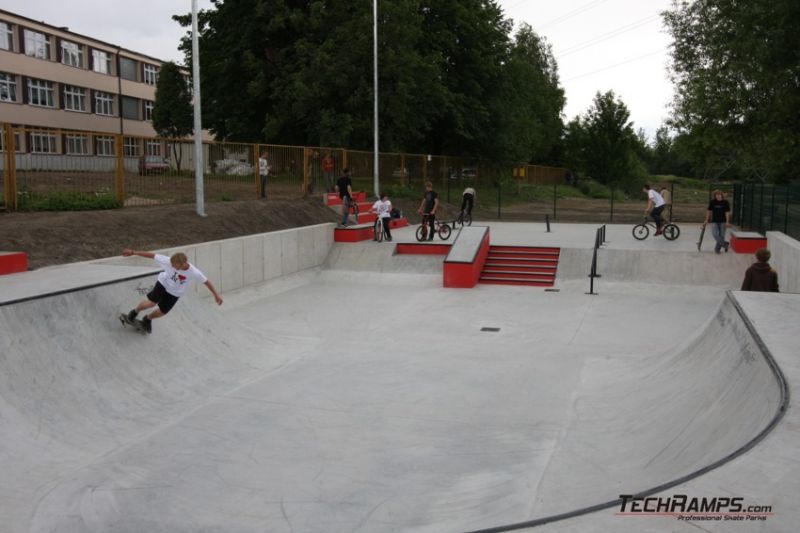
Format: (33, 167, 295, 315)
(733, 183, 800, 240)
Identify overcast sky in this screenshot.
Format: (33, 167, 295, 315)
(4, 0, 674, 140)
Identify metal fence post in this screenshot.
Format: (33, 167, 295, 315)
(610, 185, 615, 222)
(770, 185, 776, 231)
(253, 144, 260, 198)
(3, 124, 17, 210)
(553, 182, 557, 220)
(114, 134, 125, 205)
(785, 185, 790, 235)
(497, 179, 501, 219)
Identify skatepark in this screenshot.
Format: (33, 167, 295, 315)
(1, 221, 798, 532)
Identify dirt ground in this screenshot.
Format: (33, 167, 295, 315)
(0, 199, 340, 270)
(0, 195, 708, 270)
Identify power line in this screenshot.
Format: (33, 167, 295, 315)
(540, 0, 613, 29)
(562, 48, 666, 82)
(557, 14, 661, 57)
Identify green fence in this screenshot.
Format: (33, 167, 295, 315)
(733, 183, 800, 240)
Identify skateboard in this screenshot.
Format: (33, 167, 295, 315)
(697, 224, 706, 251)
(119, 313, 149, 334)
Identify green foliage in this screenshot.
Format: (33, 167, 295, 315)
(564, 91, 645, 191)
(577, 180, 612, 200)
(153, 61, 193, 172)
(663, 0, 800, 182)
(173, 1, 565, 164)
(16, 189, 121, 211)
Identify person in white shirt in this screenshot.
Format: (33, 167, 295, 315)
(258, 150, 271, 199)
(461, 186, 476, 216)
(370, 193, 393, 241)
(121, 249, 223, 333)
(643, 184, 667, 236)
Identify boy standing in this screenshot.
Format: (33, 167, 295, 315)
(741, 248, 779, 292)
(122, 249, 223, 333)
(371, 193, 393, 241)
(417, 181, 439, 241)
(258, 150, 271, 199)
(336, 168, 354, 226)
(703, 189, 731, 253)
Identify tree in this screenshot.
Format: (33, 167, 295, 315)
(152, 61, 193, 171)
(663, 0, 800, 182)
(565, 91, 644, 190)
(172, 0, 565, 163)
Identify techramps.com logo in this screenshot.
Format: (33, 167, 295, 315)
(617, 494, 773, 522)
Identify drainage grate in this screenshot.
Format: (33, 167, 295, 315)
(480, 327, 501, 332)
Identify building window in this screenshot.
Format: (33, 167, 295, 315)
(0, 129, 21, 152)
(121, 96, 140, 120)
(24, 29, 50, 59)
(123, 137, 141, 157)
(119, 56, 138, 81)
(95, 135, 115, 156)
(0, 21, 12, 51)
(0, 72, 16, 102)
(30, 131, 57, 153)
(65, 134, 89, 155)
(146, 140, 162, 156)
(92, 49, 112, 74)
(63, 85, 87, 112)
(143, 64, 159, 85)
(61, 40, 83, 68)
(143, 100, 154, 121)
(28, 78, 55, 107)
(94, 90, 114, 116)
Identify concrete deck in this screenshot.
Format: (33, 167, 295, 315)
(0, 221, 796, 533)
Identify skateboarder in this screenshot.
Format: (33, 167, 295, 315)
(703, 189, 731, 253)
(121, 249, 223, 333)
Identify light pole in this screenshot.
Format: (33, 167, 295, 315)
(373, 0, 379, 198)
(192, 0, 206, 216)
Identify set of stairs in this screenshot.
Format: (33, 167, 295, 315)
(479, 246, 560, 287)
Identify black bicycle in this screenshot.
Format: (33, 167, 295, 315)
(456, 209, 472, 227)
(632, 218, 680, 240)
(416, 214, 452, 241)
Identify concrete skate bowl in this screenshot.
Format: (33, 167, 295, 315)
(0, 271, 788, 532)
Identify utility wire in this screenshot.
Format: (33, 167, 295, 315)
(540, 0, 613, 29)
(562, 48, 666, 81)
(557, 14, 661, 57)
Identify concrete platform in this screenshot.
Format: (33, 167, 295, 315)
(0, 222, 797, 533)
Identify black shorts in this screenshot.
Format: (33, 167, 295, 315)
(146, 281, 180, 314)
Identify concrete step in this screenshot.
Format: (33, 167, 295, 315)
(479, 276, 555, 287)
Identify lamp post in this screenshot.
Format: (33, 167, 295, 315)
(373, 0, 379, 198)
(192, 0, 205, 216)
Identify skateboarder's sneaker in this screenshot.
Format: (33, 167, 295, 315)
(724, 242, 730, 252)
(654, 229, 663, 236)
(127, 309, 138, 322)
(141, 316, 152, 334)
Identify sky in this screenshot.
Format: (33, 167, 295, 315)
(3, 0, 675, 141)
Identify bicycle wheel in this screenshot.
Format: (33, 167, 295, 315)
(663, 224, 680, 241)
(374, 219, 383, 242)
(438, 223, 452, 240)
(416, 224, 428, 242)
(463, 212, 472, 226)
(632, 224, 649, 240)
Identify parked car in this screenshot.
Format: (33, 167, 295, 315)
(138, 155, 170, 175)
(449, 167, 478, 180)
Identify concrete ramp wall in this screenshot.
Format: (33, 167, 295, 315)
(767, 231, 800, 293)
(557, 247, 752, 287)
(530, 291, 785, 517)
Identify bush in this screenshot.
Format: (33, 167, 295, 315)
(17, 190, 121, 211)
(577, 179, 613, 199)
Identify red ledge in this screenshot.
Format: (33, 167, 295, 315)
(0, 251, 28, 275)
(730, 234, 767, 254)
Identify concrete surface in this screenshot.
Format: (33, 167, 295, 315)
(767, 231, 800, 294)
(1, 222, 798, 533)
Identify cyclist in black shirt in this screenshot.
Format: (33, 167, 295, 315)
(417, 181, 439, 241)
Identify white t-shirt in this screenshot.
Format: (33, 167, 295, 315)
(372, 199, 392, 219)
(648, 189, 665, 208)
(258, 156, 270, 176)
(154, 254, 208, 297)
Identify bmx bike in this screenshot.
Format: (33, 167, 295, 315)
(632, 218, 680, 241)
(416, 214, 452, 241)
